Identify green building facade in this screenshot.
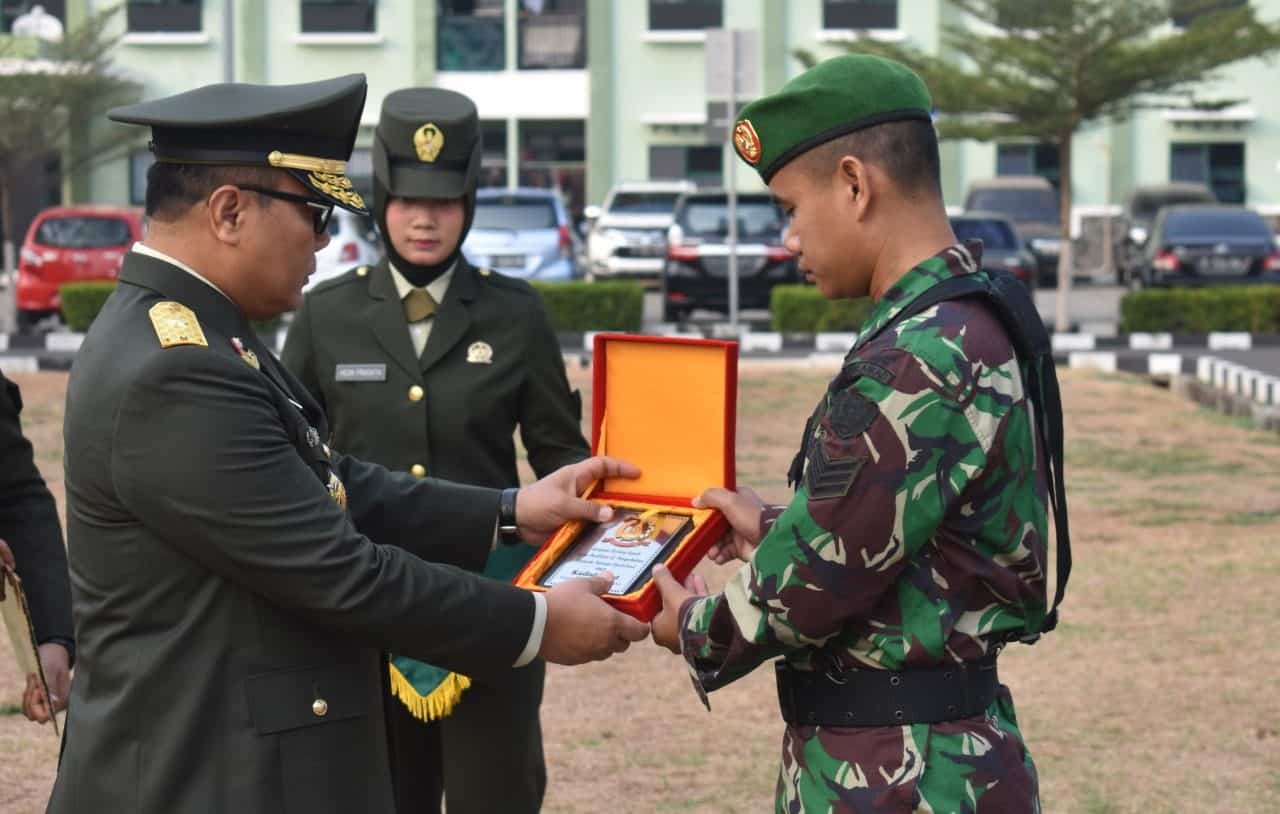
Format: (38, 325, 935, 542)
(22, 0, 1280, 247)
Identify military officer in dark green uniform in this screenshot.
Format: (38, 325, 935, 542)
(50, 74, 648, 814)
(282, 87, 586, 814)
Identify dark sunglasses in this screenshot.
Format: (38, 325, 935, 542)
(237, 185, 335, 235)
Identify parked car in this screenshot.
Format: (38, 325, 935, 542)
(1114, 182, 1217, 286)
(583, 180, 696, 283)
(661, 190, 799, 322)
(964, 176, 1062, 285)
(950, 213, 1038, 288)
(462, 187, 580, 281)
(1133, 205, 1280, 288)
(305, 207, 380, 292)
(15, 205, 143, 332)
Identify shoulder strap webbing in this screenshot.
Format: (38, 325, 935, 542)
(848, 271, 1071, 641)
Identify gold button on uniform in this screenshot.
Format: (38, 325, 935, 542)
(356, 266, 369, 277)
(408, 385, 424, 402)
(312, 698, 328, 717)
(411, 464, 426, 479)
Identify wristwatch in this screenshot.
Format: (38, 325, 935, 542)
(498, 487, 521, 546)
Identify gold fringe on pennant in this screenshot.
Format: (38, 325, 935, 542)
(388, 664, 472, 723)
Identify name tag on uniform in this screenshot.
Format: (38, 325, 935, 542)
(335, 363, 387, 382)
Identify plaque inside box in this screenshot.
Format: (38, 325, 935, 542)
(536, 508, 694, 596)
(513, 333, 739, 620)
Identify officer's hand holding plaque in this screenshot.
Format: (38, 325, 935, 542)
(514, 334, 738, 621)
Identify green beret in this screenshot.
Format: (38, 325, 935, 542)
(732, 54, 933, 183)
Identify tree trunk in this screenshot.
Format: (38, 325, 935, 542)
(1053, 130, 1074, 333)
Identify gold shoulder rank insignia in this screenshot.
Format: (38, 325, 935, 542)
(466, 341, 494, 365)
(148, 302, 207, 349)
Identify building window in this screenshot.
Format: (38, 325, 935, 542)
(648, 0, 721, 31)
(518, 119, 585, 217)
(478, 120, 509, 188)
(996, 142, 1060, 190)
(438, 0, 505, 71)
(1170, 0, 1246, 28)
(823, 0, 897, 30)
(299, 0, 375, 33)
(1171, 142, 1244, 203)
(130, 149, 156, 206)
(126, 0, 201, 33)
(519, 0, 586, 69)
(3, 0, 65, 34)
(650, 145, 722, 187)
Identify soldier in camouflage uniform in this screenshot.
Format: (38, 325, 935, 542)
(652, 55, 1065, 813)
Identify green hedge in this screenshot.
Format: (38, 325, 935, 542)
(57, 280, 646, 336)
(770, 285, 873, 332)
(532, 281, 644, 332)
(59, 282, 116, 332)
(1120, 286, 1280, 333)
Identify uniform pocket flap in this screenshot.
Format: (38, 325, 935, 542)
(245, 662, 367, 735)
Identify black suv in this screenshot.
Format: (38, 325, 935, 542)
(661, 191, 799, 322)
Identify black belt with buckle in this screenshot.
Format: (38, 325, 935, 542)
(775, 657, 1000, 728)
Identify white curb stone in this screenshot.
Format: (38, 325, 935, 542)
(1068, 351, 1117, 372)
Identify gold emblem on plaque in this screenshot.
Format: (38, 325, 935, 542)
(466, 341, 494, 365)
(307, 171, 366, 210)
(413, 123, 445, 163)
(733, 119, 762, 165)
(148, 302, 207, 349)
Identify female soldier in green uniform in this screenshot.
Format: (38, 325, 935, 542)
(282, 87, 588, 813)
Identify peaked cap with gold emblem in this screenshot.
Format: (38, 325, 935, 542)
(732, 54, 933, 183)
(373, 88, 481, 200)
(108, 74, 370, 215)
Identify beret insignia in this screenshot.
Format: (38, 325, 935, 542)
(148, 302, 207, 349)
(733, 119, 762, 164)
(413, 122, 444, 163)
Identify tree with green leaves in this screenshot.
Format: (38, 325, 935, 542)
(0, 5, 139, 276)
(799, 0, 1280, 328)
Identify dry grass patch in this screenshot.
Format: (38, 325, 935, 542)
(1, 367, 1277, 813)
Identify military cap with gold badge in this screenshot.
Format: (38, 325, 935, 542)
(731, 54, 933, 183)
(108, 73, 370, 215)
(371, 88, 483, 280)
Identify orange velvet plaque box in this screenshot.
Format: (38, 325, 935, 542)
(513, 333, 738, 621)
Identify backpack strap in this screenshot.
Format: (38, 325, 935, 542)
(848, 271, 1071, 641)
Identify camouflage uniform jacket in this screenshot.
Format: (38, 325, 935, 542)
(679, 243, 1048, 813)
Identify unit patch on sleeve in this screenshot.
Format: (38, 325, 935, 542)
(828, 389, 878, 440)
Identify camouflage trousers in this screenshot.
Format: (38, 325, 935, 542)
(774, 687, 1039, 813)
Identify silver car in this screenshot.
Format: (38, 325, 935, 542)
(463, 188, 580, 280)
(584, 180, 696, 282)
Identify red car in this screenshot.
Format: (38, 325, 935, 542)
(16, 205, 143, 332)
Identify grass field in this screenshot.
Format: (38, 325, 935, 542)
(1, 365, 1277, 813)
